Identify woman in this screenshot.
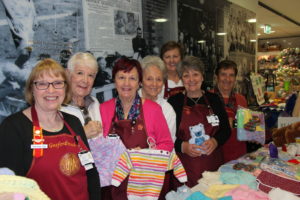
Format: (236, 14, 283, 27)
(100, 56, 173, 199)
(168, 56, 230, 188)
(160, 41, 185, 98)
(61, 52, 102, 139)
(212, 60, 247, 162)
(0, 59, 100, 200)
(139, 55, 176, 142)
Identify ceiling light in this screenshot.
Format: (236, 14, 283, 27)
(154, 18, 167, 23)
(250, 39, 256, 42)
(257, 33, 261, 36)
(198, 40, 206, 43)
(247, 18, 256, 23)
(216, 32, 227, 36)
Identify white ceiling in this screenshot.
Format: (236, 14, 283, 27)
(256, 0, 300, 39)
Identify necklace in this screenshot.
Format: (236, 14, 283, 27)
(188, 96, 201, 105)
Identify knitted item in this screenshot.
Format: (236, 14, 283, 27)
(256, 170, 300, 196)
(88, 136, 126, 187)
(111, 149, 187, 200)
(0, 175, 50, 200)
(166, 185, 192, 200)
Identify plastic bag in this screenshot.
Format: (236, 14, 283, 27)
(237, 107, 265, 145)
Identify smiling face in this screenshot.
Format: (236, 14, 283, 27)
(33, 72, 66, 112)
(142, 65, 164, 100)
(216, 68, 236, 96)
(115, 67, 140, 101)
(69, 64, 97, 100)
(182, 69, 203, 97)
(162, 48, 181, 72)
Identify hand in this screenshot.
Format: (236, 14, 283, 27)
(199, 138, 218, 155)
(84, 120, 102, 139)
(182, 141, 202, 157)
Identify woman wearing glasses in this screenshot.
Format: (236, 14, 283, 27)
(61, 52, 102, 139)
(0, 59, 101, 200)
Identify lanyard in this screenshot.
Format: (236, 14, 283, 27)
(31, 105, 85, 157)
(31, 105, 45, 158)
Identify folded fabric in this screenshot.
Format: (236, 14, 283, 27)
(0, 168, 15, 175)
(191, 171, 222, 193)
(166, 185, 192, 200)
(225, 185, 268, 200)
(256, 170, 300, 196)
(220, 170, 257, 189)
(186, 191, 212, 200)
(268, 187, 300, 200)
(0, 175, 50, 200)
(204, 184, 239, 199)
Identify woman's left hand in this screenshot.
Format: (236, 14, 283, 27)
(84, 120, 102, 139)
(200, 138, 218, 155)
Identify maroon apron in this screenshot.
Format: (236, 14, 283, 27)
(101, 100, 172, 200)
(27, 106, 89, 200)
(221, 96, 246, 162)
(176, 95, 223, 187)
(101, 101, 149, 200)
(163, 80, 185, 99)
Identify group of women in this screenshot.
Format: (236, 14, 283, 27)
(0, 41, 248, 200)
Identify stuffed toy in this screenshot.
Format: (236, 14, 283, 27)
(189, 123, 210, 152)
(272, 121, 300, 147)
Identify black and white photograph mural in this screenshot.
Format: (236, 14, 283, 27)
(0, 0, 84, 122)
(177, 0, 225, 87)
(224, 2, 256, 100)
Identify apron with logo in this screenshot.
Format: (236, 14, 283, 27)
(27, 106, 89, 200)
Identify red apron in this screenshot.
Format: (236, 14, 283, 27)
(163, 80, 185, 99)
(102, 100, 172, 200)
(102, 101, 149, 200)
(27, 106, 89, 200)
(176, 95, 223, 187)
(221, 96, 246, 162)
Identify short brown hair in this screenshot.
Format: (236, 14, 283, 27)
(177, 56, 205, 78)
(25, 58, 71, 105)
(160, 41, 184, 59)
(215, 60, 238, 76)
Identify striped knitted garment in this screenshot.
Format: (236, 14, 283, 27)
(111, 149, 187, 200)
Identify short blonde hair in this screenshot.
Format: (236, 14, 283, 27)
(67, 52, 98, 72)
(25, 58, 71, 105)
(140, 55, 167, 81)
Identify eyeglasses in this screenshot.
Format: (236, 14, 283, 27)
(34, 81, 66, 90)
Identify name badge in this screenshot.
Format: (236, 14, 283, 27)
(31, 144, 48, 149)
(207, 114, 219, 126)
(78, 150, 94, 170)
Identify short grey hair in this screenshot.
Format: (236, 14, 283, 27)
(67, 52, 98, 72)
(140, 55, 167, 81)
(177, 56, 205, 78)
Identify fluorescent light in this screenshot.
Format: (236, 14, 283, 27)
(257, 33, 261, 36)
(247, 18, 256, 23)
(216, 32, 227, 36)
(154, 18, 167, 23)
(250, 39, 256, 42)
(197, 40, 206, 43)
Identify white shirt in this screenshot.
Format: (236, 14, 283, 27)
(138, 89, 177, 142)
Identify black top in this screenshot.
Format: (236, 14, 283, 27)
(0, 111, 100, 200)
(168, 91, 231, 153)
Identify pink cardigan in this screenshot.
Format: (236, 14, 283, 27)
(100, 98, 174, 152)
